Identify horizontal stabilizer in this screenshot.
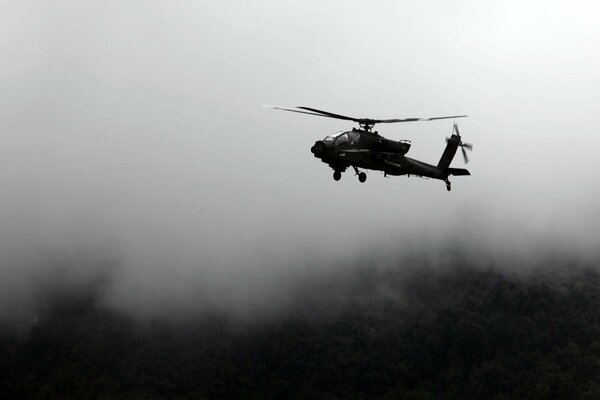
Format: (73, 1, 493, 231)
(448, 168, 470, 176)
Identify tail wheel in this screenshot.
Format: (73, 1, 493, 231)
(333, 171, 342, 181)
(358, 172, 367, 183)
(445, 180, 451, 191)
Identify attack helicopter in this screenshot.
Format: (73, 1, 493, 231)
(268, 106, 472, 191)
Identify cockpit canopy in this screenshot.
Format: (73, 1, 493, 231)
(323, 131, 357, 146)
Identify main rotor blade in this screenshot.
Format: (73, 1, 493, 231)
(296, 106, 360, 122)
(266, 105, 468, 126)
(264, 105, 338, 118)
(377, 115, 468, 124)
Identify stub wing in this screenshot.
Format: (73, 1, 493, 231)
(447, 168, 470, 176)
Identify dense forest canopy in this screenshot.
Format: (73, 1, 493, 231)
(2, 258, 600, 399)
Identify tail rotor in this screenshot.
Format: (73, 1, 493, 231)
(446, 123, 473, 164)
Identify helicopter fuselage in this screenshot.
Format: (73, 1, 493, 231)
(310, 128, 452, 180)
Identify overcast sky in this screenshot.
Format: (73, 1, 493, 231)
(1, 0, 599, 323)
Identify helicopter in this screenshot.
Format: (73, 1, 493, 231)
(268, 106, 472, 191)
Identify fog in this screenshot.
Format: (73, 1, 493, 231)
(1, 1, 600, 328)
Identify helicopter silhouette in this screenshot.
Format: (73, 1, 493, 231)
(268, 106, 472, 191)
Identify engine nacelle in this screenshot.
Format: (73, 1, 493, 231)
(378, 138, 411, 155)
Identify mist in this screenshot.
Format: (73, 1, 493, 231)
(1, 0, 600, 331)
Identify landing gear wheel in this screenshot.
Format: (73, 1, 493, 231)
(445, 180, 451, 191)
(333, 171, 342, 181)
(358, 172, 367, 183)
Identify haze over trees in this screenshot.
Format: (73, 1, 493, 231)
(2, 259, 600, 399)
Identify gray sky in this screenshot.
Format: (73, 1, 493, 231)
(1, 0, 599, 323)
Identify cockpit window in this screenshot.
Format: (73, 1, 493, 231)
(348, 131, 359, 143)
(335, 133, 349, 145)
(323, 131, 345, 143)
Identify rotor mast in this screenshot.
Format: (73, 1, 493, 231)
(357, 119, 376, 133)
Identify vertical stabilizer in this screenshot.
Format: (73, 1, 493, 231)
(437, 135, 460, 170)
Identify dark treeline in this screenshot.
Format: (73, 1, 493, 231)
(2, 263, 600, 399)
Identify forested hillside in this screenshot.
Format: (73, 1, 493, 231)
(2, 265, 600, 399)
